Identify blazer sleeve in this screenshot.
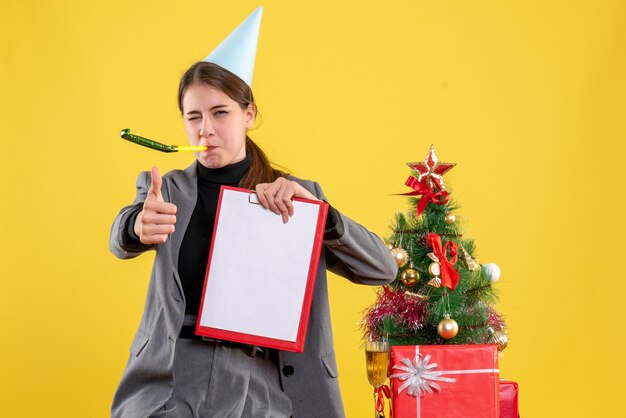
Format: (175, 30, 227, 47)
(109, 171, 157, 259)
(308, 180, 398, 285)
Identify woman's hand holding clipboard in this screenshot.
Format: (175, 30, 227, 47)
(255, 177, 321, 223)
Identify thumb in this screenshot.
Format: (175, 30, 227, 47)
(147, 166, 163, 202)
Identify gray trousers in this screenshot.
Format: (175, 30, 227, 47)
(150, 317, 292, 418)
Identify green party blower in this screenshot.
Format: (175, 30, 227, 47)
(120, 129, 207, 153)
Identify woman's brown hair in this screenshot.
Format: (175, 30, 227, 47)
(178, 61, 286, 188)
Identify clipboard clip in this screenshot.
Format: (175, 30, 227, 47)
(248, 192, 261, 205)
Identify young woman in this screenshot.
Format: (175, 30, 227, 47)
(110, 61, 397, 418)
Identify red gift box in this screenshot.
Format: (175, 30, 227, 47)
(390, 344, 500, 418)
(499, 380, 519, 418)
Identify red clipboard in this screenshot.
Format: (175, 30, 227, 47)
(195, 186, 328, 352)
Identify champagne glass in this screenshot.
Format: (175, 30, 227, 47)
(365, 339, 389, 418)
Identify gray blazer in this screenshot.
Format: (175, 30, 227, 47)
(109, 162, 397, 418)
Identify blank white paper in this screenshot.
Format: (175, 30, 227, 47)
(198, 188, 322, 342)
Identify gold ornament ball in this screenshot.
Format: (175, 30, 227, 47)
(401, 268, 420, 287)
(386, 243, 394, 251)
(428, 262, 441, 277)
(437, 317, 459, 339)
(391, 247, 409, 268)
(492, 331, 508, 351)
(444, 213, 456, 224)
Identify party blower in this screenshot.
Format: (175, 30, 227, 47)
(120, 128, 207, 153)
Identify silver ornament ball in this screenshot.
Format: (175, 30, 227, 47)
(482, 263, 501, 282)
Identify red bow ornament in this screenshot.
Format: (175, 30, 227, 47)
(403, 176, 450, 216)
(427, 232, 460, 290)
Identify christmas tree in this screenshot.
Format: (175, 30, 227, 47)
(363, 145, 508, 351)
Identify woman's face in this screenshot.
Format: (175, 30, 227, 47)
(182, 83, 255, 169)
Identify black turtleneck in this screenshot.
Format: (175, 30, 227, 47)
(179, 155, 252, 315)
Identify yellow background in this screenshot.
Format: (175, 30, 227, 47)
(1, 1, 624, 416)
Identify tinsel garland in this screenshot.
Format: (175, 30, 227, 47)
(486, 306, 506, 331)
(363, 286, 429, 341)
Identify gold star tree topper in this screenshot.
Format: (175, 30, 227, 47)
(406, 145, 456, 191)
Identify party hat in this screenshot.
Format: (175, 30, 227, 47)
(203, 6, 263, 86)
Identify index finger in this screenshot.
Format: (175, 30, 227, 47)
(274, 181, 295, 220)
(255, 184, 270, 209)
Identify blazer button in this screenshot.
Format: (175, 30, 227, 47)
(282, 365, 295, 377)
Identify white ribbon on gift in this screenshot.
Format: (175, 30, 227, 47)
(389, 346, 499, 417)
(390, 353, 457, 397)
